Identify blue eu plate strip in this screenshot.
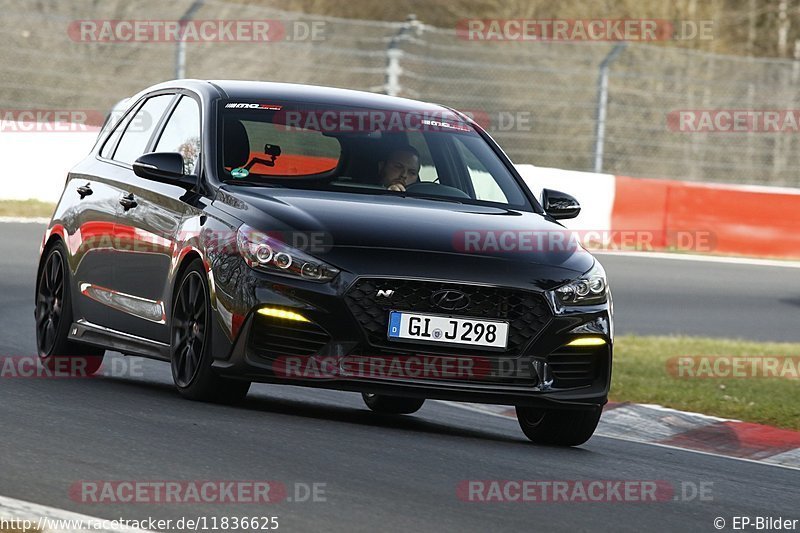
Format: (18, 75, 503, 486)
(388, 311, 402, 338)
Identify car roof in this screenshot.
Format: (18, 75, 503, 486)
(210, 80, 451, 113)
(140, 79, 455, 115)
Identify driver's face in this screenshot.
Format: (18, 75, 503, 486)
(379, 151, 420, 188)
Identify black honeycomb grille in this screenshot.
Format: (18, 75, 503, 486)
(344, 278, 552, 354)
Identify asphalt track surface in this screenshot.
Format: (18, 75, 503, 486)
(597, 251, 800, 343)
(1, 222, 798, 532)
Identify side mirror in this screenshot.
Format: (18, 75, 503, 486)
(541, 188, 581, 220)
(133, 152, 193, 187)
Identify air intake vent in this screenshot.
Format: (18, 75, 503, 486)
(249, 314, 331, 360)
(547, 347, 605, 388)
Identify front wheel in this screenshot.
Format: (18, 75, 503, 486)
(170, 260, 250, 404)
(515, 405, 602, 446)
(362, 393, 425, 415)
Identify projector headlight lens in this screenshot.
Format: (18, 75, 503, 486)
(237, 224, 339, 282)
(552, 262, 608, 306)
(254, 244, 273, 264)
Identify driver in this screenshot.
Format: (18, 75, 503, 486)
(378, 145, 421, 192)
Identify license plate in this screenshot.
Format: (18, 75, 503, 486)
(387, 311, 509, 349)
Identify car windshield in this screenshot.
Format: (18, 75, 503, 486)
(218, 101, 533, 210)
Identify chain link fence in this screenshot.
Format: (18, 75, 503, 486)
(2, 0, 800, 186)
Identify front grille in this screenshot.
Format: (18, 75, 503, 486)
(344, 278, 552, 354)
(249, 314, 331, 360)
(547, 348, 601, 388)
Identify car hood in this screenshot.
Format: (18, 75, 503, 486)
(216, 187, 594, 276)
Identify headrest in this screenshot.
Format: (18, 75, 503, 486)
(224, 119, 250, 169)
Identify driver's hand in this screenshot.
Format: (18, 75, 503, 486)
(388, 182, 406, 192)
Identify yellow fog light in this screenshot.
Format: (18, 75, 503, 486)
(257, 307, 309, 323)
(566, 337, 607, 347)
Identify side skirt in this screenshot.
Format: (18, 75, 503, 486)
(68, 319, 171, 361)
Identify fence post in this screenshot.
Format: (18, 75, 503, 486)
(384, 14, 421, 96)
(174, 0, 205, 79)
(593, 42, 627, 173)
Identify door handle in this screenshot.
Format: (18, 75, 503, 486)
(77, 183, 93, 199)
(119, 193, 138, 211)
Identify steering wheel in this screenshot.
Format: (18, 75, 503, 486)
(403, 181, 471, 199)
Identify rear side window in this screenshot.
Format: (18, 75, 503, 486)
(100, 104, 133, 159)
(154, 96, 201, 175)
(100, 118, 125, 159)
(112, 94, 174, 165)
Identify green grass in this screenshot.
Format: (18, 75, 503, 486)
(612, 335, 800, 430)
(0, 200, 55, 218)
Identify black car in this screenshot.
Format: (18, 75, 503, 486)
(35, 80, 612, 446)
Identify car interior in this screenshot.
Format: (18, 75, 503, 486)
(222, 115, 478, 201)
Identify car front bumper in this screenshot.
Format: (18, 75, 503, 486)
(210, 271, 612, 409)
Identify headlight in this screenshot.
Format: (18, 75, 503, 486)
(551, 261, 608, 307)
(236, 224, 340, 282)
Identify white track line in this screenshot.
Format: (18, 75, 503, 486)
(436, 400, 800, 472)
(593, 250, 800, 268)
(635, 402, 736, 423)
(0, 216, 49, 224)
(0, 494, 154, 532)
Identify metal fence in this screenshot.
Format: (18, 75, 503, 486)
(3, 0, 800, 186)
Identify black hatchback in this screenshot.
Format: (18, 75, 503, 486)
(35, 80, 612, 446)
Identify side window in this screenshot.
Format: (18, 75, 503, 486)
(407, 131, 439, 183)
(154, 96, 201, 175)
(112, 94, 174, 165)
(453, 137, 508, 203)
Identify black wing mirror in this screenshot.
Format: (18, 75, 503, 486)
(133, 152, 194, 188)
(541, 188, 581, 220)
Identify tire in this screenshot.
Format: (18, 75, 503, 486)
(35, 241, 104, 376)
(362, 393, 425, 415)
(515, 405, 602, 446)
(170, 259, 250, 404)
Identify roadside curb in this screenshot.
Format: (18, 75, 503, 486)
(455, 401, 800, 468)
